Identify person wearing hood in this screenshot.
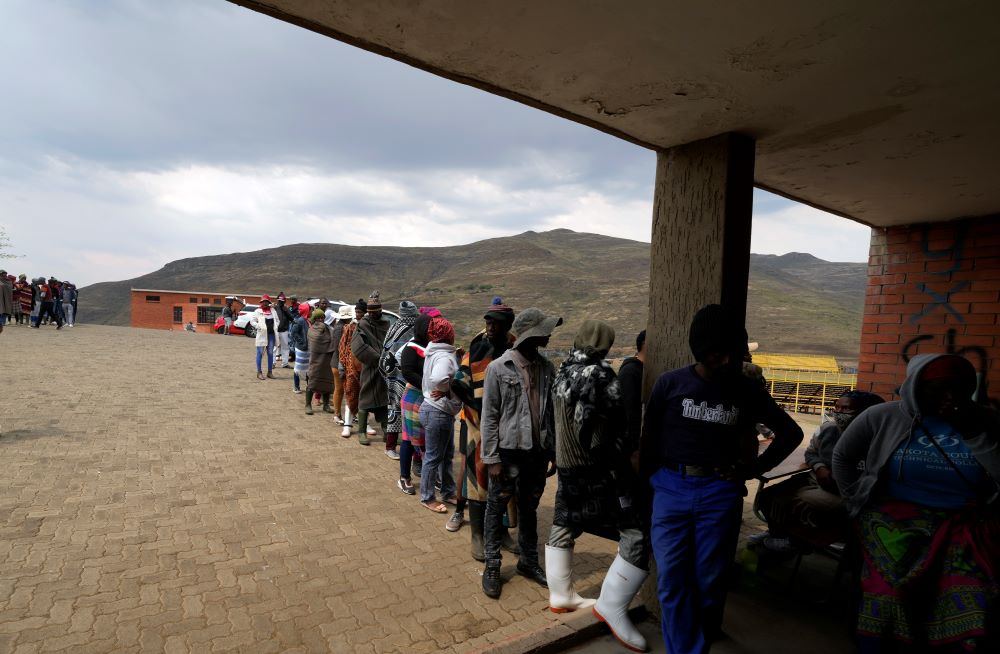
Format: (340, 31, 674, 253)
(351, 291, 391, 446)
(396, 313, 431, 495)
(544, 320, 653, 651)
(339, 299, 366, 438)
(305, 309, 337, 415)
(757, 390, 884, 553)
(643, 304, 803, 653)
(833, 353, 1000, 651)
(288, 302, 311, 395)
(380, 301, 419, 461)
(60, 281, 76, 327)
(418, 316, 463, 513)
(0, 270, 12, 333)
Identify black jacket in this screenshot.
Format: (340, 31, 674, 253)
(618, 357, 644, 453)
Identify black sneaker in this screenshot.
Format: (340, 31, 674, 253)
(397, 478, 416, 496)
(515, 562, 548, 588)
(482, 564, 502, 599)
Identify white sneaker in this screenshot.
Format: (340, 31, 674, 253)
(366, 427, 376, 436)
(385, 450, 400, 460)
(293, 389, 303, 394)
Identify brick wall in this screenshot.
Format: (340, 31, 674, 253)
(858, 215, 1000, 408)
(130, 292, 262, 333)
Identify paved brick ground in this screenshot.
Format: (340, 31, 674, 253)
(0, 325, 624, 653)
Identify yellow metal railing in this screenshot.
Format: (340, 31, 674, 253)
(761, 370, 858, 415)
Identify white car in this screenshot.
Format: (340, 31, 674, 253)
(234, 304, 258, 337)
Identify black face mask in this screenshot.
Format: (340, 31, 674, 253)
(831, 412, 855, 431)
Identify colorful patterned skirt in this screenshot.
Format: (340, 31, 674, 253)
(400, 384, 424, 451)
(856, 498, 1000, 651)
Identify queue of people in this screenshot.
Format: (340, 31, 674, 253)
(243, 290, 999, 653)
(0, 271, 79, 332)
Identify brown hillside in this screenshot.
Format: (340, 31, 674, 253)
(80, 229, 865, 359)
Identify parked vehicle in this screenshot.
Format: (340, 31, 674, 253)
(213, 316, 246, 335)
(235, 304, 259, 337)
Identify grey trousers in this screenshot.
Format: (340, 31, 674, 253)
(548, 524, 649, 570)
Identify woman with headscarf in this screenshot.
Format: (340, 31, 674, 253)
(545, 319, 650, 652)
(380, 301, 419, 460)
(252, 295, 278, 380)
(833, 354, 1000, 652)
(397, 313, 431, 495)
(419, 316, 462, 513)
(757, 389, 884, 552)
(305, 309, 337, 415)
(289, 302, 311, 395)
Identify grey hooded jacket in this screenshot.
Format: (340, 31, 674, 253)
(832, 353, 1000, 517)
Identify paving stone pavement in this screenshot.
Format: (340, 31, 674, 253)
(0, 325, 626, 653)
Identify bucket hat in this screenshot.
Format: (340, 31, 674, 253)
(511, 308, 562, 349)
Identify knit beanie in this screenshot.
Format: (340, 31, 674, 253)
(367, 290, 382, 311)
(419, 306, 442, 318)
(427, 317, 455, 344)
(310, 309, 326, 323)
(398, 300, 419, 319)
(355, 298, 368, 312)
(484, 296, 515, 324)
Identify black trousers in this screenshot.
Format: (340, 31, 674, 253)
(36, 302, 62, 327)
(484, 448, 547, 566)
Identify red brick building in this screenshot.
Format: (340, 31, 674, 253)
(857, 216, 1000, 408)
(130, 289, 264, 334)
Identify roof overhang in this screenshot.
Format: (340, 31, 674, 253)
(228, 0, 1000, 228)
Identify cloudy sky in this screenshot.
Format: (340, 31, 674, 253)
(0, 0, 872, 287)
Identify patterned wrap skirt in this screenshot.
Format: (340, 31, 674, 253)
(293, 348, 309, 377)
(401, 384, 424, 451)
(385, 373, 406, 434)
(856, 498, 1000, 650)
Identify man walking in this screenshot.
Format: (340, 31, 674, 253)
(351, 292, 391, 446)
(480, 308, 562, 599)
(643, 304, 802, 652)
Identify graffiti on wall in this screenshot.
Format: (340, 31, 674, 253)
(899, 221, 996, 409)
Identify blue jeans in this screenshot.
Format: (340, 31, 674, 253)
(650, 467, 744, 654)
(256, 333, 276, 373)
(418, 403, 456, 503)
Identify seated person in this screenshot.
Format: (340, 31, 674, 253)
(758, 390, 884, 551)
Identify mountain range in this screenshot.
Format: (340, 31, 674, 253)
(80, 229, 866, 360)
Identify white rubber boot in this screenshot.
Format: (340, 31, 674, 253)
(341, 409, 352, 438)
(545, 545, 596, 613)
(593, 555, 649, 652)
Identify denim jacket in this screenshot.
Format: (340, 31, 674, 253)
(480, 349, 556, 464)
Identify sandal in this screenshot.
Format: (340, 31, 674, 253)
(421, 501, 448, 514)
(256, 371, 265, 380)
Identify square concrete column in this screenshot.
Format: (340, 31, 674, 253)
(639, 132, 755, 617)
(644, 132, 755, 393)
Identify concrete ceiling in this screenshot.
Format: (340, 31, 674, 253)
(228, 0, 1000, 227)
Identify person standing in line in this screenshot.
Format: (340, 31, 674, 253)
(453, 297, 521, 554)
(397, 313, 431, 495)
(274, 293, 293, 368)
(289, 302, 311, 395)
(642, 304, 802, 653)
(13, 274, 30, 325)
(305, 309, 337, 415)
(0, 270, 12, 334)
(222, 298, 235, 335)
(381, 301, 419, 461)
(58, 280, 75, 327)
(339, 299, 366, 438)
(618, 330, 646, 457)
(328, 304, 354, 425)
(419, 316, 463, 513)
(480, 308, 562, 599)
(351, 291, 391, 447)
(545, 320, 651, 652)
(252, 295, 278, 380)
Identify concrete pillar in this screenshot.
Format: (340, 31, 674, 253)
(643, 132, 755, 393)
(638, 132, 755, 617)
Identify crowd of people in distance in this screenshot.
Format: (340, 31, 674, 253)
(0, 270, 79, 333)
(242, 289, 1000, 652)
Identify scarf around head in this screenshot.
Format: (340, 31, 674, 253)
(553, 320, 621, 435)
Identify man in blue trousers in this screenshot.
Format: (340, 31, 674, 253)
(642, 304, 802, 653)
